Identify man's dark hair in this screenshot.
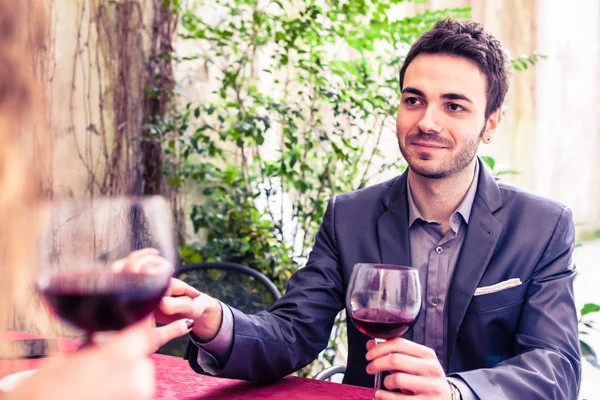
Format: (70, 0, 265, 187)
(399, 19, 510, 118)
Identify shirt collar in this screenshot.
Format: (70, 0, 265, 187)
(407, 161, 479, 229)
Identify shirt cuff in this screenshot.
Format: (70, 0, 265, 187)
(189, 301, 234, 375)
(447, 376, 477, 400)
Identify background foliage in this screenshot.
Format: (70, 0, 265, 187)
(155, 0, 470, 289)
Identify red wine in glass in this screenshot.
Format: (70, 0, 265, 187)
(346, 263, 422, 398)
(351, 308, 417, 340)
(39, 272, 169, 333)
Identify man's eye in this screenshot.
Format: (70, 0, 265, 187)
(405, 97, 421, 105)
(448, 103, 466, 112)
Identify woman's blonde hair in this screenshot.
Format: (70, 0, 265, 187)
(0, 0, 51, 354)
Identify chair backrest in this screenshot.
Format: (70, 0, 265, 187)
(157, 262, 281, 357)
(177, 262, 281, 313)
(313, 365, 346, 381)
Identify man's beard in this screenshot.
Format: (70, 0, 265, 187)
(399, 123, 486, 179)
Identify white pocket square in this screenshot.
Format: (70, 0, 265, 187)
(474, 278, 522, 296)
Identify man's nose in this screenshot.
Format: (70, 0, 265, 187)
(416, 107, 441, 134)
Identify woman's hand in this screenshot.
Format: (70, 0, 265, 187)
(10, 318, 193, 400)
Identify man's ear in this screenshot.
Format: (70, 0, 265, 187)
(482, 108, 502, 143)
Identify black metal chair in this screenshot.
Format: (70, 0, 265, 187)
(313, 365, 346, 381)
(157, 262, 282, 357)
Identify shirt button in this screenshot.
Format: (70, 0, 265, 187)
(431, 298, 440, 307)
(435, 246, 443, 254)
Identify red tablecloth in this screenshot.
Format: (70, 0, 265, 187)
(2, 333, 373, 399)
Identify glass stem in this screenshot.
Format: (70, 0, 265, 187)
(373, 338, 385, 399)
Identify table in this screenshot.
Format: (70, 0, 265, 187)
(1, 333, 373, 399)
(154, 356, 372, 399)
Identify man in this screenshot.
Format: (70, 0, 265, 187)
(157, 19, 581, 399)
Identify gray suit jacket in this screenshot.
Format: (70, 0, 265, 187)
(187, 159, 581, 399)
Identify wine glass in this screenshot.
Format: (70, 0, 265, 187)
(36, 196, 176, 347)
(346, 263, 422, 397)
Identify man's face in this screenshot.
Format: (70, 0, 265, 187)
(397, 53, 499, 179)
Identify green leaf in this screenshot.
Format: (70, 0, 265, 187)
(226, 102, 241, 109)
(583, 321, 598, 331)
(580, 339, 600, 368)
(166, 174, 181, 188)
(480, 156, 495, 171)
(510, 53, 546, 71)
(179, 245, 202, 264)
(496, 170, 521, 176)
(581, 303, 600, 316)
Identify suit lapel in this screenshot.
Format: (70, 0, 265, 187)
(377, 172, 411, 269)
(376, 171, 414, 340)
(446, 159, 503, 367)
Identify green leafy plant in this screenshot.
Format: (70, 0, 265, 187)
(580, 303, 600, 368)
(157, 1, 472, 289)
(510, 52, 547, 72)
(480, 155, 520, 176)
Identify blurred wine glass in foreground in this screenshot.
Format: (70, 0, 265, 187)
(36, 196, 175, 346)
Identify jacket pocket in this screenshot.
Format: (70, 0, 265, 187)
(467, 280, 529, 313)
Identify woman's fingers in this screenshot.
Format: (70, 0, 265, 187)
(113, 318, 193, 356)
(144, 318, 194, 354)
